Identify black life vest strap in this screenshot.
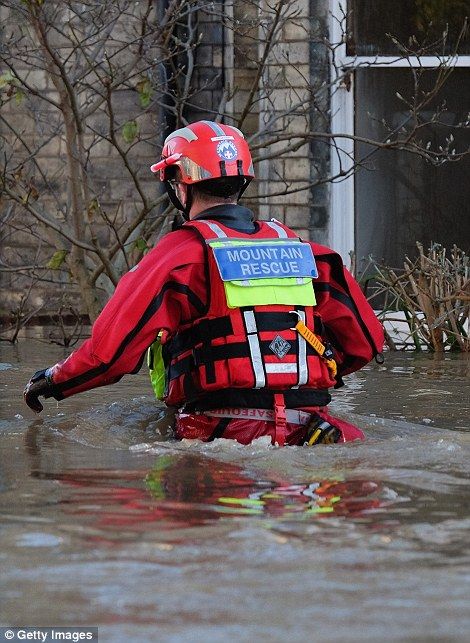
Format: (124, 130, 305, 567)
(167, 339, 321, 382)
(167, 312, 324, 358)
(167, 316, 233, 356)
(182, 388, 331, 412)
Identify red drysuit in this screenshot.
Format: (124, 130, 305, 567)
(47, 205, 384, 445)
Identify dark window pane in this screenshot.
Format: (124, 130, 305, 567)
(355, 68, 470, 271)
(348, 0, 470, 55)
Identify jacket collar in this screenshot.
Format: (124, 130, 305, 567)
(192, 204, 256, 233)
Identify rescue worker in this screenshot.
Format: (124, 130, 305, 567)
(24, 120, 384, 446)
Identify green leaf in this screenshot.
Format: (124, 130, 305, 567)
(15, 89, 25, 105)
(136, 79, 153, 109)
(122, 120, 139, 144)
(133, 237, 148, 253)
(0, 71, 17, 90)
(47, 250, 68, 270)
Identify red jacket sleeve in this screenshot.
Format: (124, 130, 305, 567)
(311, 243, 384, 377)
(49, 230, 207, 399)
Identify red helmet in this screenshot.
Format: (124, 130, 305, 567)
(150, 120, 255, 184)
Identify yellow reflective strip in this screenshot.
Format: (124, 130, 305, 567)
(225, 279, 315, 308)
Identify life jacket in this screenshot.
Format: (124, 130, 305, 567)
(149, 218, 340, 409)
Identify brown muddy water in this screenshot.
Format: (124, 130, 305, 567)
(1, 331, 469, 642)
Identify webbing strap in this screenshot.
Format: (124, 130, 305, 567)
(243, 309, 265, 388)
(293, 309, 308, 388)
(168, 340, 321, 381)
(274, 393, 287, 445)
(168, 312, 322, 358)
(168, 316, 233, 355)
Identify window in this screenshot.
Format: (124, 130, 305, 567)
(348, 0, 470, 56)
(329, 0, 470, 269)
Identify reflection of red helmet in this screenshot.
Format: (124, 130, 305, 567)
(150, 120, 255, 184)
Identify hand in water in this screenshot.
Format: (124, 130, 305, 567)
(24, 368, 55, 413)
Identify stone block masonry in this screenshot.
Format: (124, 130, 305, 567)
(0, 0, 331, 318)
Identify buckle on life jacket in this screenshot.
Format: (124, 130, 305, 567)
(273, 393, 287, 446)
(290, 311, 337, 378)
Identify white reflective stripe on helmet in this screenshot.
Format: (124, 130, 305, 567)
(164, 127, 198, 144)
(201, 120, 227, 137)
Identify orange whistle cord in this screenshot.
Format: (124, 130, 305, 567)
(293, 321, 337, 378)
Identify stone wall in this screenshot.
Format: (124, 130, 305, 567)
(231, 0, 330, 243)
(0, 0, 329, 320)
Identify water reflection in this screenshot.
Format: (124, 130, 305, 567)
(2, 342, 469, 639)
(28, 454, 385, 543)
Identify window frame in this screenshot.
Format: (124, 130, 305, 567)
(328, 1, 470, 263)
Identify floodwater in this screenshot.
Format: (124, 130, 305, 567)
(1, 331, 469, 642)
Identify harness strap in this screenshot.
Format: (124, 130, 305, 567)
(274, 393, 287, 445)
(243, 309, 265, 388)
(292, 309, 308, 388)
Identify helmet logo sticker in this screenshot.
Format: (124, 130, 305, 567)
(216, 140, 238, 161)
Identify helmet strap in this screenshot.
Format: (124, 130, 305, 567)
(164, 182, 192, 220)
(237, 177, 252, 200)
(184, 185, 194, 220)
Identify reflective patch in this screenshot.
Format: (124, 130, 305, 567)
(165, 127, 198, 143)
(212, 241, 318, 281)
(216, 140, 238, 161)
(202, 120, 226, 136)
(224, 277, 316, 308)
(269, 335, 291, 359)
(211, 135, 235, 142)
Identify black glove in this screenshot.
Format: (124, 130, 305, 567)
(24, 369, 57, 413)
